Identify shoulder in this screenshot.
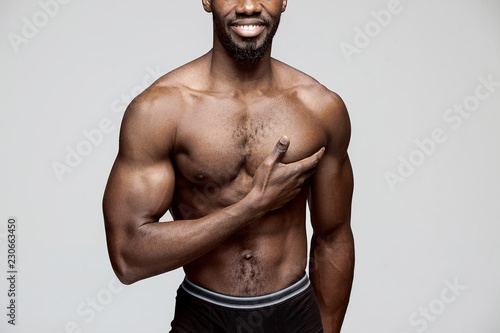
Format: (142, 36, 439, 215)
(119, 57, 209, 157)
(122, 55, 209, 136)
(119, 83, 180, 155)
(126, 56, 208, 120)
(274, 60, 351, 153)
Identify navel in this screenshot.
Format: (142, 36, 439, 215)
(242, 251, 254, 260)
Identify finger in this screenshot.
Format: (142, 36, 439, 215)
(294, 147, 325, 173)
(268, 135, 290, 164)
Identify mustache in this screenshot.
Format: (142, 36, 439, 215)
(227, 14, 271, 25)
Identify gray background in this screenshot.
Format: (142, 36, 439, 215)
(1, 0, 499, 332)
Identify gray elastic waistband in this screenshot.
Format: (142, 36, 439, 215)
(181, 274, 310, 309)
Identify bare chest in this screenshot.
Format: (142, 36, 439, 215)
(172, 96, 325, 187)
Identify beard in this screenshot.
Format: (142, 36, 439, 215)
(213, 12, 281, 64)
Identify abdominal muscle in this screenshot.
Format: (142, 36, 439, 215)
(182, 191, 309, 297)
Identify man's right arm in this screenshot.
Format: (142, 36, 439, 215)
(102, 92, 324, 285)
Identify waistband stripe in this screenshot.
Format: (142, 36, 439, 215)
(181, 274, 310, 309)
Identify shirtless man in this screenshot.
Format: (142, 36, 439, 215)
(103, 1, 354, 332)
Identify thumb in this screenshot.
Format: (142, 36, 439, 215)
(269, 135, 290, 164)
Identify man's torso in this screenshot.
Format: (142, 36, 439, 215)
(145, 55, 332, 296)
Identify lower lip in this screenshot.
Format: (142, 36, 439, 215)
(231, 25, 265, 38)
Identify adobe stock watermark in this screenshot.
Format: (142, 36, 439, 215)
(7, 0, 73, 54)
(56, 277, 124, 333)
(340, 0, 416, 63)
(399, 278, 468, 333)
(385, 74, 499, 192)
(51, 65, 163, 182)
(236, 308, 275, 333)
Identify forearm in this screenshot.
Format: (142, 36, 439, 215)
(105, 136, 322, 285)
(309, 228, 355, 333)
(109, 192, 264, 284)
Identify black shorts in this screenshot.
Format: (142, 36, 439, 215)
(169, 274, 324, 333)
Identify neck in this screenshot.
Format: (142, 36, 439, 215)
(208, 37, 274, 93)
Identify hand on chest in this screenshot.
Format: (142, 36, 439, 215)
(174, 100, 325, 184)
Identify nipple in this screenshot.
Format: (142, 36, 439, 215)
(194, 173, 206, 181)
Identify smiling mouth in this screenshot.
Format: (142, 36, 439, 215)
(230, 20, 266, 38)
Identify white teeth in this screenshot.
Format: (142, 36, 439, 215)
(235, 25, 261, 30)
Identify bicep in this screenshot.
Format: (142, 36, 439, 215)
(103, 94, 177, 241)
(308, 92, 353, 236)
(308, 152, 353, 237)
(103, 156, 174, 232)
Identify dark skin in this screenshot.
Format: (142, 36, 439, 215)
(103, 0, 354, 332)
